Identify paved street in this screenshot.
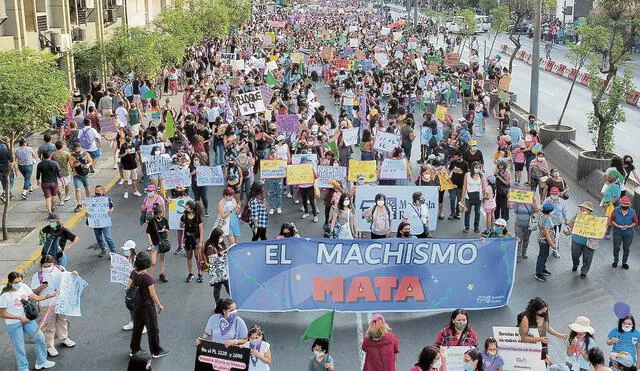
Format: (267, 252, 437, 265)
(0, 84, 638, 370)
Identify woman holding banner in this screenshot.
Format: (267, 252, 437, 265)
(566, 201, 596, 278)
(196, 298, 248, 347)
(435, 308, 479, 347)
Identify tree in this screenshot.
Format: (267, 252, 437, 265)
(487, 5, 509, 58)
(556, 23, 606, 129)
(458, 9, 478, 55)
(0, 49, 68, 240)
(479, 0, 498, 12)
(103, 27, 163, 78)
(586, 0, 640, 158)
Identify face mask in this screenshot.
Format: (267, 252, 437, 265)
(314, 350, 325, 358)
(193, 160, 200, 166)
(552, 172, 559, 177)
(494, 227, 503, 234)
(551, 195, 559, 200)
(487, 351, 497, 357)
(11, 282, 21, 290)
(464, 362, 474, 371)
(123, 249, 132, 257)
(358, 179, 365, 185)
(226, 309, 238, 319)
(49, 222, 57, 228)
(218, 238, 224, 244)
(538, 157, 544, 161)
(470, 146, 477, 151)
(474, 168, 481, 174)
(250, 338, 262, 346)
(344, 199, 350, 206)
(154, 151, 161, 155)
(623, 325, 633, 332)
(147, 192, 155, 197)
(432, 360, 443, 369)
(454, 321, 467, 330)
(402, 231, 411, 237)
(622, 206, 630, 210)
(424, 174, 431, 181)
(376, 200, 385, 207)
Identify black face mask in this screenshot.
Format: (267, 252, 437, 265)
(621, 206, 630, 210)
(402, 231, 411, 237)
(95, 193, 103, 197)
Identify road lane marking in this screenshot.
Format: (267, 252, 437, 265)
(541, 89, 555, 96)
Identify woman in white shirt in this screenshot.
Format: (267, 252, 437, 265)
(30, 255, 77, 357)
(462, 161, 487, 233)
(244, 324, 272, 371)
(0, 271, 59, 370)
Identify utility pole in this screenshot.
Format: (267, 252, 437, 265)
(529, 0, 541, 117)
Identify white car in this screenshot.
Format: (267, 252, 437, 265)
(476, 15, 491, 32)
(446, 16, 484, 34)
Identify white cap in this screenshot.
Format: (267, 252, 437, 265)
(495, 218, 507, 227)
(121, 240, 136, 250)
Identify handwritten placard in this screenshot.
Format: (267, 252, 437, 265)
(508, 189, 534, 204)
(444, 53, 461, 66)
(140, 143, 165, 162)
(341, 127, 359, 146)
(99, 117, 117, 140)
(379, 158, 408, 180)
(347, 160, 377, 182)
(86, 196, 112, 228)
(259, 85, 275, 107)
(291, 53, 304, 64)
(54, 272, 89, 317)
(162, 168, 191, 190)
(168, 197, 192, 230)
(318, 165, 347, 188)
(572, 213, 609, 239)
(110, 253, 130, 286)
(286, 164, 314, 185)
(196, 165, 225, 186)
(145, 155, 172, 175)
(435, 105, 448, 121)
(292, 153, 318, 171)
(499, 75, 513, 91)
(195, 339, 250, 371)
(276, 114, 300, 133)
(233, 91, 266, 115)
(260, 160, 287, 179)
(373, 131, 401, 152)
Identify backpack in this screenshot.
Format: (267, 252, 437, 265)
(73, 152, 90, 176)
(21, 298, 40, 320)
(79, 128, 93, 150)
(240, 198, 253, 223)
(125, 275, 142, 311)
(41, 234, 62, 260)
(428, 127, 438, 148)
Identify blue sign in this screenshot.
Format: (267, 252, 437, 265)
(228, 237, 517, 312)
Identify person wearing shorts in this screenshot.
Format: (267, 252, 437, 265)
(36, 150, 63, 217)
(69, 145, 93, 213)
(119, 135, 142, 199)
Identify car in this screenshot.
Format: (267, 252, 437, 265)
(446, 16, 484, 34)
(476, 15, 491, 32)
(507, 21, 531, 34)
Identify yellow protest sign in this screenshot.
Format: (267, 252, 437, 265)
(435, 105, 447, 121)
(499, 75, 512, 91)
(260, 160, 287, 179)
(508, 189, 534, 204)
(572, 213, 609, 239)
(437, 173, 456, 191)
(348, 160, 377, 182)
(286, 164, 314, 185)
(269, 55, 279, 62)
(291, 53, 304, 64)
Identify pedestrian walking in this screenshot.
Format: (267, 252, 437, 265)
(29, 255, 77, 357)
(120, 240, 146, 334)
(204, 228, 230, 303)
(78, 119, 102, 163)
(534, 202, 557, 282)
(119, 135, 143, 199)
(609, 196, 637, 270)
(127, 251, 169, 359)
(308, 338, 335, 371)
(36, 150, 64, 217)
(362, 193, 393, 239)
(329, 193, 357, 239)
(565, 316, 598, 371)
(85, 185, 116, 257)
(181, 200, 204, 283)
(216, 187, 241, 245)
(518, 297, 568, 363)
(543, 187, 568, 258)
(249, 182, 269, 241)
(145, 205, 169, 282)
(69, 143, 93, 213)
(362, 313, 399, 371)
(566, 201, 596, 278)
(462, 161, 487, 233)
(50, 141, 72, 206)
(40, 214, 79, 268)
(14, 138, 37, 200)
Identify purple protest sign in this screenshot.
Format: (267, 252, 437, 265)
(276, 114, 300, 134)
(362, 60, 373, 72)
(259, 85, 275, 107)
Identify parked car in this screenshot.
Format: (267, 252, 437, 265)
(508, 21, 531, 34)
(476, 15, 491, 32)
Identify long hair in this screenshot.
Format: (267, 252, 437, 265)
(415, 345, 440, 370)
(248, 181, 265, 199)
(2, 272, 22, 294)
(214, 298, 235, 314)
(465, 349, 484, 371)
(618, 315, 636, 332)
(524, 296, 548, 326)
(205, 227, 225, 254)
(366, 319, 391, 340)
(448, 308, 470, 333)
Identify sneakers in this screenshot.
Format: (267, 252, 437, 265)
(185, 273, 194, 282)
(622, 263, 630, 270)
(35, 360, 56, 369)
(147, 245, 153, 251)
(463, 227, 470, 233)
(64, 195, 71, 201)
(276, 208, 282, 214)
(541, 270, 552, 276)
(119, 179, 125, 185)
(299, 205, 304, 212)
(268, 209, 274, 215)
(572, 266, 578, 272)
(552, 249, 560, 258)
(294, 199, 300, 204)
(204, 210, 209, 217)
(286, 192, 293, 198)
(127, 179, 132, 185)
(28, 186, 34, 193)
(534, 274, 547, 282)
(197, 274, 203, 283)
(159, 274, 168, 283)
(73, 205, 83, 213)
(301, 214, 309, 219)
(62, 338, 76, 347)
(124, 192, 129, 199)
(612, 262, 618, 268)
(474, 228, 481, 233)
(59, 200, 65, 206)
(152, 350, 170, 359)
(123, 321, 134, 331)
(47, 346, 58, 357)
(580, 273, 587, 279)
(21, 193, 28, 200)
(143, 326, 148, 334)
(313, 216, 318, 223)
(174, 247, 184, 255)
(133, 191, 142, 197)
(98, 250, 106, 258)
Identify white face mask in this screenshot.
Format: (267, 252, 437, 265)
(487, 351, 497, 357)
(343, 199, 350, 206)
(376, 200, 385, 207)
(623, 325, 633, 332)
(314, 350, 325, 358)
(249, 338, 262, 346)
(123, 250, 132, 257)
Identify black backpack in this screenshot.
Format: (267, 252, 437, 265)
(41, 234, 62, 260)
(125, 276, 141, 311)
(429, 127, 438, 148)
(21, 298, 40, 320)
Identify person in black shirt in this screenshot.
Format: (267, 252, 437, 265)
(180, 201, 204, 283)
(145, 205, 169, 283)
(448, 156, 468, 220)
(36, 151, 63, 216)
(462, 140, 484, 169)
(119, 136, 142, 199)
(0, 141, 13, 200)
(40, 213, 79, 268)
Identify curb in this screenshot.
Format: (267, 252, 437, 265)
(1, 172, 121, 283)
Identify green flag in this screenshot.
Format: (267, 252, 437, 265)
(165, 111, 175, 138)
(142, 89, 157, 99)
(300, 310, 334, 342)
(297, 62, 304, 75)
(327, 140, 339, 156)
(266, 72, 278, 87)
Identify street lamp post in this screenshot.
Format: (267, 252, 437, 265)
(529, 0, 542, 116)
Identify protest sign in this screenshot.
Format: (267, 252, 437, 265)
(394, 50, 404, 59)
(318, 165, 347, 188)
(54, 272, 89, 317)
(167, 197, 192, 230)
(435, 105, 447, 121)
(276, 114, 300, 133)
(218, 52, 237, 63)
(110, 253, 130, 286)
(349, 38, 360, 48)
(348, 25, 358, 32)
(86, 196, 112, 228)
(259, 85, 275, 107)
(234, 91, 266, 115)
(145, 155, 172, 175)
(436, 172, 456, 191)
(347, 160, 377, 182)
(355, 50, 366, 60)
(266, 61, 278, 71)
(263, 35, 273, 46)
(499, 75, 513, 91)
(428, 62, 439, 74)
(162, 168, 191, 190)
(444, 347, 475, 371)
(508, 189, 534, 204)
(286, 164, 314, 185)
(230, 59, 245, 71)
(444, 53, 461, 66)
(292, 153, 318, 171)
(228, 236, 516, 312)
(373, 131, 401, 152)
(408, 37, 418, 50)
(99, 117, 117, 140)
(362, 59, 373, 71)
(334, 59, 349, 69)
(493, 326, 545, 371)
(380, 27, 390, 35)
(415, 58, 424, 72)
(260, 160, 287, 179)
(194, 339, 250, 371)
(571, 213, 609, 239)
(321, 47, 334, 60)
(269, 20, 286, 28)
(196, 166, 225, 186)
(375, 53, 389, 68)
(291, 52, 304, 64)
(379, 158, 408, 180)
(356, 185, 439, 234)
(140, 143, 165, 162)
(341, 127, 359, 146)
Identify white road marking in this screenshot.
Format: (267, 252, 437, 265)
(541, 89, 555, 97)
(615, 126, 626, 132)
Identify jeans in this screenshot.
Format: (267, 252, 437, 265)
(192, 184, 209, 212)
(300, 187, 318, 216)
(6, 320, 48, 370)
(213, 143, 224, 166)
(494, 193, 510, 221)
(93, 226, 116, 253)
(18, 164, 33, 191)
(464, 200, 481, 229)
(213, 279, 230, 303)
(130, 303, 164, 355)
(514, 225, 532, 259)
(612, 234, 634, 264)
(449, 188, 461, 215)
(239, 177, 251, 203)
(0, 170, 15, 193)
(536, 241, 550, 275)
(266, 179, 283, 209)
(571, 240, 595, 274)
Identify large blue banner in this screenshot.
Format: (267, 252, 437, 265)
(228, 237, 517, 312)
